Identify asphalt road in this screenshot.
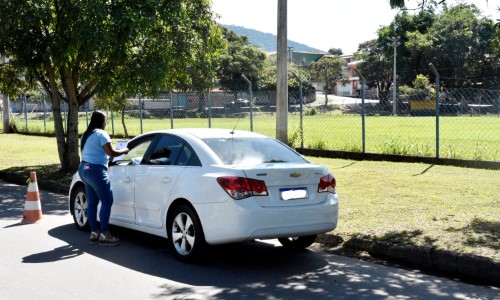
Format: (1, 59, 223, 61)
(1, 180, 498, 300)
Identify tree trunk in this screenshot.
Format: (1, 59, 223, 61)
(48, 66, 81, 172)
(2, 95, 10, 133)
(61, 67, 81, 172)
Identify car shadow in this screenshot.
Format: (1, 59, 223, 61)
(45, 223, 329, 285)
(22, 222, 497, 298)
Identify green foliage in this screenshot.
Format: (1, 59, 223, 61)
(307, 139, 327, 150)
(0, 0, 224, 170)
(216, 27, 268, 93)
(493, 10, 500, 55)
(423, 4, 499, 88)
(413, 74, 432, 90)
(0, 60, 35, 98)
(328, 48, 343, 55)
(399, 74, 436, 101)
(308, 57, 346, 104)
(259, 58, 316, 97)
(359, 4, 499, 90)
(305, 107, 317, 116)
(8, 117, 17, 132)
(355, 39, 393, 93)
(380, 137, 434, 156)
(287, 127, 303, 148)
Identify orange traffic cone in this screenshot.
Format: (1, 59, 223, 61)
(21, 171, 43, 224)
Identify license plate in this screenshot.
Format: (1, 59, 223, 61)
(280, 187, 308, 200)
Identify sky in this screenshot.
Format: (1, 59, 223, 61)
(211, 0, 500, 54)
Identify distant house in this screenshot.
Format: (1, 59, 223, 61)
(315, 54, 364, 97)
(336, 54, 363, 97)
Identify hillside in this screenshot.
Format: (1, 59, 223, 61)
(221, 24, 325, 53)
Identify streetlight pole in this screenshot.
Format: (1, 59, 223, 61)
(387, 36, 400, 115)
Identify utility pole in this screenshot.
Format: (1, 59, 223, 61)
(1, 55, 10, 133)
(387, 35, 400, 115)
(276, 0, 288, 143)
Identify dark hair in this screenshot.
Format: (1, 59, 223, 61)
(81, 111, 106, 151)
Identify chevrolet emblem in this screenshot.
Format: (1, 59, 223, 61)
(289, 172, 301, 178)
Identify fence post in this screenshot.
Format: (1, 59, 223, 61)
(23, 94, 28, 131)
(299, 78, 304, 148)
(292, 72, 304, 148)
(42, 93, 47, 133)
(355, 67, 367, 154)
(241, 74, 253, 131)
(497, 95, 500, 115)
(361, 78, 366, 153)
(138, 94, 143, 134)
(207, 91, 212, 128)
(169, 90, 174, 129)
(478, 96, 482, 115)
(429, 63, 440, 158)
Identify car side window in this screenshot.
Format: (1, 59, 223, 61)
(146, 135, 200, 166)
(113, 136, 154, 166)
(175, 146, 190, 166)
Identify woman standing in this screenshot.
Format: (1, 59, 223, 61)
(78, 111, 129, 246)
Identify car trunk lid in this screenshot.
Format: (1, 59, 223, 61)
(239, 163, 330, 207)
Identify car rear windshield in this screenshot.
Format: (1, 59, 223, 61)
(202, 137, 307, 165)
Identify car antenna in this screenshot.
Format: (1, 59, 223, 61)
(229, 118, 240, 135)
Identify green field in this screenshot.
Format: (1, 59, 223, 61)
(7, 112, 500, 161)
(0, 133, 498, 259)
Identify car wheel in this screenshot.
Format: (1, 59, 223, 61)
(167, 204, 206, 262)
(70, 185, 89, 231)
(278, 235, 317, 250)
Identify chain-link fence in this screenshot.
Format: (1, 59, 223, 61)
(1, 88, 499, 162)
(305, 87, 499, 162)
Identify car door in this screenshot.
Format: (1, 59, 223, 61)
(133, 134, 194, 228)
(108, 135, 155, 224)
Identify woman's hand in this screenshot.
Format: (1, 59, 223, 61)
(103, 143, 129, 157)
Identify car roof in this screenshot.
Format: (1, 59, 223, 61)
(144, 128, 269, 140)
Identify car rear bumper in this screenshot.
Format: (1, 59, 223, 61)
(195, 194, 339, 245)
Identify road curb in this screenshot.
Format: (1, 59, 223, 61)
(318, 234, 500, 287)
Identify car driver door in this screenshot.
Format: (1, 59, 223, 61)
(108, 135, 155, 224)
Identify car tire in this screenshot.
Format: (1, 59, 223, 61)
(278, 235, 317, 250)
(167, 204, 206, 262)
(70, 185, 90, 231)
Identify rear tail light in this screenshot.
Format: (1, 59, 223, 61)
(318, 173, 336, 194)
(217, 176, 269, 200)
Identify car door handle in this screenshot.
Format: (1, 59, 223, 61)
(161, 177, 171, 184)
(124, 177, 134, 183)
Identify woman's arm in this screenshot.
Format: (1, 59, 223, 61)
(103, 143, 129, 157)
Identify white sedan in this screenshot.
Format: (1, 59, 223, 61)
(69, 128, 339, 261)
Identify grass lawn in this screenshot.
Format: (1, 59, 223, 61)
(10, 113, 500, 161)
(0, 133, 498, 259)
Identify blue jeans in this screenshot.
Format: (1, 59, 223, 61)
(78, 162, 114, 233)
